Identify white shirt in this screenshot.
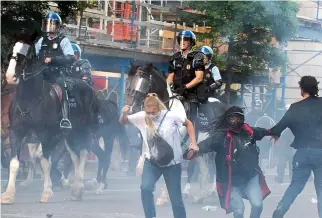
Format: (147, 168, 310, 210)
(127, 110, 185, 166)
(206, 63, 222, 81)
(35, 35, 74, 56)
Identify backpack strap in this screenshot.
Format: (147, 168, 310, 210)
(208, 63, 214, 69)
(157, 110, 169, 133)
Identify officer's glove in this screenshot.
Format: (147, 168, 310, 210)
(174, 85, 187, 95)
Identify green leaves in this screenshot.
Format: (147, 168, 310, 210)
(183, 1, 298, 76)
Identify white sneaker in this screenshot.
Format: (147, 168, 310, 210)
(182, 183, 191, 195)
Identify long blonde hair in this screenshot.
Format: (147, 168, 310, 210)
(144, 93, 167, 133)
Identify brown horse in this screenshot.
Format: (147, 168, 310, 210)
(1, 83, 15, 168)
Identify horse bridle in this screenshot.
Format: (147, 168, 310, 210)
(8, 43, 47, 116)
(127, 66, 181, 111)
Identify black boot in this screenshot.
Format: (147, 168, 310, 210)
(60, 99, 72, 129)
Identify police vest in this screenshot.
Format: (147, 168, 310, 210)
(38, 35, 65, 66)
(172, 51, 203, 90)
(71, 59, 91, 77)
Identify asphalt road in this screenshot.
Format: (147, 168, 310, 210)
(1, 168, 320, 218)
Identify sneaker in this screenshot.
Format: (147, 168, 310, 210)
(182, 183, 191, 196)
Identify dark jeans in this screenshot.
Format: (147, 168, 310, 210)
(141, 159, 186, 218)
(230, 175, 263, 218)
(276, 148, 322, 217)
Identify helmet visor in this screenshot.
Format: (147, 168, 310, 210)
(178, 36, 191, 50)
(42, 19, 59, 33)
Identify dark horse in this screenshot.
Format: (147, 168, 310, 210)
(125, 61, 229, 203)
(2, 27, 99, 204)
(126, 62, 228, 133)
(48, 97, 129, 194)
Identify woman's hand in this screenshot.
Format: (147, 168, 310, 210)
(189, 143, 199, 152)
(122, 105, 131, 114)
(136, 156, 145, 176)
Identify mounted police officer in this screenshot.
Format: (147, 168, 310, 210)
(70, 43, 92, 86)
(35, 12, 75, 129)
(200, 46, 222, 99)
(167, 30, 205, 128)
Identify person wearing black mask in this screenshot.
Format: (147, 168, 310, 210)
(271, 76, 322, 218)
(186, 106, 271, 218)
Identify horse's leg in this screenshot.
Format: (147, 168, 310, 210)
(39, 144, 53, 203)
(96, 135, 113, 194)
(61, 151, 72, 188)
(50, 143, 66, 190)
(1, 156, 19, 204)
(1, 131, 21, 204)
(85, 136, 102, 190)
(72, 148, 88, 200)
(19, 143, 39, 187)
(66, 138, 88, 200)
(193, 155, 209, 204)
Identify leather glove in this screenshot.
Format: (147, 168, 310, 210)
(175, 85, 187, 95)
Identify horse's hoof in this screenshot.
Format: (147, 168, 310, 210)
(61, 179, 71, 189)
(40, 190, 54, 203)
(156, 198, 168, 206)
(84, 178, 98, 190)
(71, 182, 84, 200)
(1, 192, 15, 204)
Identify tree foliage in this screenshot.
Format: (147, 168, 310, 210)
(1, 1, 97, 58)
(182, 1, 299, 101)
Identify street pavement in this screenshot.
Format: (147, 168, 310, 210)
(1, 166, 320, 218)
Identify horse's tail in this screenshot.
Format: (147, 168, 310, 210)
(115, 121, 130, 160)
(99, 99, 129, 159)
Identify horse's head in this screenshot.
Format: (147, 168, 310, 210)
(126, 61, 167, 114)
(5, 26, 39, 85)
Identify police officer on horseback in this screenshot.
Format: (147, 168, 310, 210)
(167, 30, 205, 127)
(70, 43, 92, 86)
(35, 12, 75, 129)
(200, 46, 222, 98)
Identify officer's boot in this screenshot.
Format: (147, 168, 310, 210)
(60, 98, 72, 130)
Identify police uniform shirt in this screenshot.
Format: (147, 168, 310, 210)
(171, 50, 192, 70)
(205, 63, 222, 81)
(35, 35, 74, 56)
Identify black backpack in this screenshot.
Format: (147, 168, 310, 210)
(146, 111, 174, 167)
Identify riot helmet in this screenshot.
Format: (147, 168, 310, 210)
(200, 45, 214, 63)
(42, 12, 62, 34)
(177, 30, 196, 51)
(71, 43, 82, 60)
